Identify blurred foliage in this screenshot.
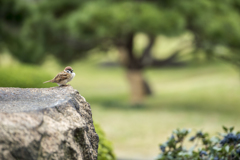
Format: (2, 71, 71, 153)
(1, 0, 240, 65)
(94, 122, 116, 160)
(0, 65, 54, 88)
(157, 127, 240, 160)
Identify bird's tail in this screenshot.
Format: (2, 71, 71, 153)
(43, 80, 52, 84)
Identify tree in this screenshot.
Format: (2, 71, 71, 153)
(1, 0, 240, 104)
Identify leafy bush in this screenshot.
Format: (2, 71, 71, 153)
(94, 122, 116, 160)
(0, 65, 54, 88)
(157, 127, 240, 160)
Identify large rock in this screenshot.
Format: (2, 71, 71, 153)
(0, 86, 98, 160)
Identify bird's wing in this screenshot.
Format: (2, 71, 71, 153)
(52, 71, 70, 83)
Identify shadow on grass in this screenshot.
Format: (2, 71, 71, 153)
(100, 101, 147, 110)
(87, 95, 150, 110)
(87, 95, 240, 117)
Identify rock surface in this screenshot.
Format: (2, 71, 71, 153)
(0, 86, 99, 160)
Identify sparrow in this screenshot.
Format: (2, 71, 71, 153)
(43, 66, 75, 86)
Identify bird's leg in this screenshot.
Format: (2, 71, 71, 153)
(59, 84, 67, 87)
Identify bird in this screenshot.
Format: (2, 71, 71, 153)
(43, 66, 75, 86)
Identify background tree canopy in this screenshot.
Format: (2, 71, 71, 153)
(1, 0, 240, 62)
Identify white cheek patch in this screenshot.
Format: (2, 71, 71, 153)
(72, 72, 76, 78)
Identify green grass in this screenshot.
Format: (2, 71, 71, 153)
(68, 60, 240, 159)
(2, 53, 240, 159)
(0, 65, 54, 88)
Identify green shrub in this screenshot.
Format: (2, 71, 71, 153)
(157, 127, 240, 160)
(94, 122, 116, 160)
(0, 65, 54, 88)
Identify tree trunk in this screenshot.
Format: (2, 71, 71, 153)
(116, 33, 152, 104)
(117, 45, 151, 104)
(126, 69, 147, 104)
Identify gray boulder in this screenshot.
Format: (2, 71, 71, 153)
(0, 86, 99, 160)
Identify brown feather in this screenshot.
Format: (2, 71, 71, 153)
(43, 71, 71, 84)
(52, 71, 70, 83)
(43, 80, 52, 83)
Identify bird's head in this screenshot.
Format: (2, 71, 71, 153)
(64, 66, 74, 73)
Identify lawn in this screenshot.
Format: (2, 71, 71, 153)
(61, 59, 240, 159)
(2, 53, 240, 159)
